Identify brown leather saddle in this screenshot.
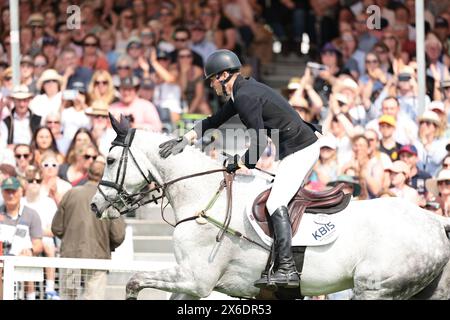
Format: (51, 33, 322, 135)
(252, 183, 351, 237)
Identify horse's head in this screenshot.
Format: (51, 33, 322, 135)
(90, 113, 162, 219)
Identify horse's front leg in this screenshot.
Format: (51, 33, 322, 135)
(126, 265, 215, 299)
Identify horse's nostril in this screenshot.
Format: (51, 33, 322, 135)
(91, 203, 102, 218)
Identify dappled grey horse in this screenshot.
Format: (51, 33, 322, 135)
(91, 116, 450, 300)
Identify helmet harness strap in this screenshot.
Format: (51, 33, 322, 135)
(216, 71, 234, 97)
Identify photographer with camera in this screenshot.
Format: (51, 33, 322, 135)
(312, 42, 343, 104)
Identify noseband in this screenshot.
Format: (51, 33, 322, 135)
(98, 128, 161, 215)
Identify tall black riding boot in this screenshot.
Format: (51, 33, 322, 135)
(254, 206, 300, 289)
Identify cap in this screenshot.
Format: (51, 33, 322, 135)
(10, 84, 34, 99)
(85, 100, 109, 117)
(1, 177, 21, 191)
(378, 114, 396, 127)
(426, 169, 450, 197)
(398, 145, 418, 156)
(318, 134, 337, 150)
(42, 36, 58, 46)
(156, 49, 170, 60)
(126, 36, 143, 49)
(119, 76, 140, 88)
(140, 77, 155, 89)
(321, 42, 341, 55)
(418, 110, 440, 125)
(435, 16, 449, 29)
(441, 79, 450, 88)
(327, 175, 361, 197)
(27, 13, 45, 27)
(20, 55, 34, 65)
(385, 160, 410, 178)
(427, 100, 445, 113)
(71, 81, 86, 93)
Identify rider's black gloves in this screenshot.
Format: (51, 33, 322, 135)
(225, 154, 242, 174)
(159, 137, 190, 158)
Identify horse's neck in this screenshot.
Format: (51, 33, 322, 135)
(137, 131, 223, 216)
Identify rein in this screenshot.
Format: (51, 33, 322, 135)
(99, 129, 268, 251)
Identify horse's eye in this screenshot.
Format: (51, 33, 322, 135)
(107, 158, 115, 165)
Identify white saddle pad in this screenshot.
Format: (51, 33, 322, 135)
(246, 207, 339, 247)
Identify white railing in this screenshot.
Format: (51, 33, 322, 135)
(0, 256, 175, 300)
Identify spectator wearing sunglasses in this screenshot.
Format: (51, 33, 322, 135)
(14, 144, 34, 178)
(85, 100, 114, 157)
(112, 55, 134, 88)
(33, 54, 48, 79)
(39, 151, 71, 205)
(45, 113, 71, 156)
(21, 166, 60, 299)
(88, 70, 117, 105)
(42, 36, 59, 70)
(425, 169, 450, 217)
(58, 144, 98, 187)
(80, 34, 109, 72)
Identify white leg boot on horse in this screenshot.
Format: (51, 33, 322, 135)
(254, 206, 300, 289)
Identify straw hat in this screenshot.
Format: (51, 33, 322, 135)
(37, 69, 63, 91)
(85, 100, 109, 117)
(332, 77, 359, 94)
(418, 110, 440, 125)
(425, 169, 450, 197)
(10, 84, 34, 99)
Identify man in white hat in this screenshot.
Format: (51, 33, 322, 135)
(0, 85, 41, 146)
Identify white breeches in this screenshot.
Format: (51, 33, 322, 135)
(266, 141, 320, 215)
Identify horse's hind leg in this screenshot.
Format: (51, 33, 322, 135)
(411, 259, 450, 300)
(352, 265, 439, 300)
(126, 265, 217, 299)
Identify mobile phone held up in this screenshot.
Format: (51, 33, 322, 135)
(307, 62, 328, 76)
(62, 89, 77, 101)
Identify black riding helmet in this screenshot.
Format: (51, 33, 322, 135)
(204, 49, 242, 80)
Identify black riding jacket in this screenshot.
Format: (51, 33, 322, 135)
(193, 75, 321, 168)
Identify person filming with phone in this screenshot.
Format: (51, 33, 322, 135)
(311, 43, 344, 106)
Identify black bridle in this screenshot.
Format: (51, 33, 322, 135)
(97, 129, 162, 216)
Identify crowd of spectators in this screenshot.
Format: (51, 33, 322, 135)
(278, 0, 450, 221)
(1, 0, 450, 300)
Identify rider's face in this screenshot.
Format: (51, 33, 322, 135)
(210, 72, 227, 96)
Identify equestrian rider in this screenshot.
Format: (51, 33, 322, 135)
(159, 49, 321, 290)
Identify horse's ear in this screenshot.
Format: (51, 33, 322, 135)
(119, 114, 130, 130)
(109, 113, 120, 133)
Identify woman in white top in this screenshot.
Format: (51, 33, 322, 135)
(29, 69, 63, 121)
(60, 83, 91, 141)
(39, 151, 72, 205)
